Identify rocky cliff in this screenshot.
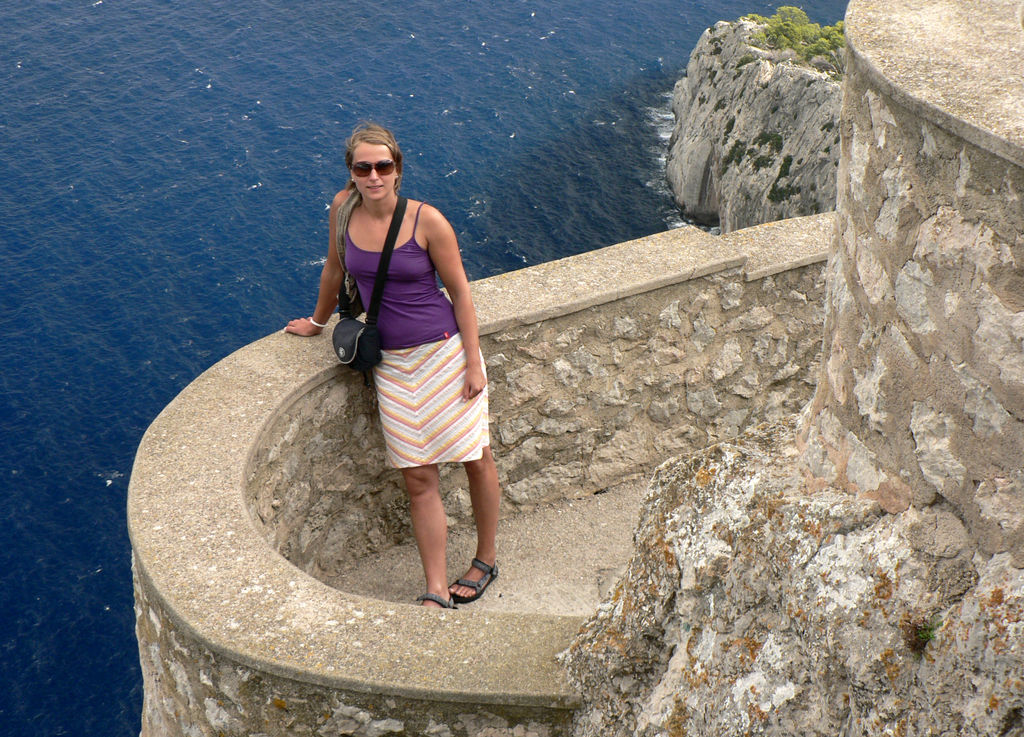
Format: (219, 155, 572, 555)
(666, 19, 841, 232)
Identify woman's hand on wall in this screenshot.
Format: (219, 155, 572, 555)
(284, 317, 324, 336)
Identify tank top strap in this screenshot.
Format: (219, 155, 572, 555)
(411, 202, 426, 244)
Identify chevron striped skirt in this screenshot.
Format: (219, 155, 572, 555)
(373, 333, 490, 468)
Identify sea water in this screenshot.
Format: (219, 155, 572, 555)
(0, 1, 847, 733)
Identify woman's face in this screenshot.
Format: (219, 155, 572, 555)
(350, 143, 398, 200)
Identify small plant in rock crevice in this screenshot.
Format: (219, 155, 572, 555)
(900, 613, 942, 657)
(767, 154, 800, 201)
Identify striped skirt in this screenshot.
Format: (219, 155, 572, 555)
(372, 333, 490, 468)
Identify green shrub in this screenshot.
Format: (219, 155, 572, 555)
(777, 154, 793, 178)
(722, 117, 735, 141)
(768, 182, 800, 202)
(721, 140, 748, 174)
(724, 140, 747, 163)
(743, 6, 845, 73)
(768, 154, 798, 201)
(754, 131, 783, 152)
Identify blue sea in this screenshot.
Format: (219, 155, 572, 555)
(0, 1, 847, 734)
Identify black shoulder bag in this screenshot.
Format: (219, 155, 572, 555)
(332, 196, 408, 380)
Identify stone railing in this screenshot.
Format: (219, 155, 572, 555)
(129, 213, 831, 736)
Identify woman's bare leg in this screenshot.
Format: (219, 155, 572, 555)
(401, 464, 450, 607)
(450, 446, 500, 600)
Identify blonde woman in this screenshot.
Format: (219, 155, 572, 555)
(286, 123, 499, 609)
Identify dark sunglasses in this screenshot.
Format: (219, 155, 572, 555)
(351, 159, 396, 177)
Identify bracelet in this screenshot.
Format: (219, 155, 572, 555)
(309, 316, 328, 328)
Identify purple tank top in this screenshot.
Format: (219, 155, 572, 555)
(344, 204, 459, 350)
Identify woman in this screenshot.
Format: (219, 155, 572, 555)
(286, 123, 500, 609)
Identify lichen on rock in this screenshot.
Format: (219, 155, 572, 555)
(562, 419, 1024, 736)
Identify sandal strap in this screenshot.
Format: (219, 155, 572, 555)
(470, 558, 497, 576)
(455, 559, 498, 592)
(455, 576, 486, 592)
(416, 593, 455, 609)
(449, 559, 499, 604)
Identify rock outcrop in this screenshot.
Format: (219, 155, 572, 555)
(666, 19, 841, 232)
(562, 421, 1024, 737)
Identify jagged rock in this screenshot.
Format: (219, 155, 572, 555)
(562, 420, 1024, 737)
(666, 19, 841, 232)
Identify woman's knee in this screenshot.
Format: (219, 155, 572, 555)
(463, 447, 497, 479)
(402, 465, 439, 499)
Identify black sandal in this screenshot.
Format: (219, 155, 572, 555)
(449, 558, 498, 604)
(416, 593, 457, 609)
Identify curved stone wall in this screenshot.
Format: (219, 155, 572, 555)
(129, 213, 830, 735)
(799, 0, 1024, 562)
(247, 217, 831, 583)
(130, 329, 583, 737)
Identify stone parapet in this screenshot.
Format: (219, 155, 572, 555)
(251, 217, 830, 582)
(129, 213, 830, 735)
(842, 0, 1024, 169)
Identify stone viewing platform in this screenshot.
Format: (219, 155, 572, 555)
(327, 477, 646, 617)
(129, 212, 830, 736)
(128, 0, 1024, 734)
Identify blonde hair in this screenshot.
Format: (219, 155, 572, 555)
(335, 123, 405, 314)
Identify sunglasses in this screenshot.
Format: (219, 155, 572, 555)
(351, 159, 396, 177)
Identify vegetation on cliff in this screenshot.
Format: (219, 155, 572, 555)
(744, 6, 845, 74)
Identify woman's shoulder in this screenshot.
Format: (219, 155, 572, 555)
(410, 199, 449, 227)
(412, 201, 457, 251)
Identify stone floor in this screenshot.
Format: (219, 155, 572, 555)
(326, 478, 646, 616)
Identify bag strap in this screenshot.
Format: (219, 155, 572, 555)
(365, 196, 407, 325)
(337, 196, 408, 322)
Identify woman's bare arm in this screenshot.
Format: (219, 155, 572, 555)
(284, 189, 349, 335)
